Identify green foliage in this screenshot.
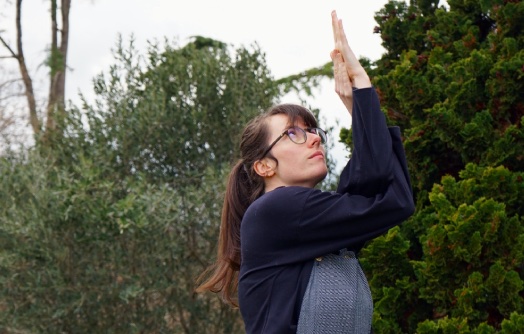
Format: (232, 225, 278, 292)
(45, 47, 66, 77)
(342, 0, 524, 332)
(61, 36, 277, 185)
(275, 62, 333, 98)
(415, 165, 524, 321)
(0, 36, 286, 333)
(363, 164, 524, 333)
(500, 312, 524, 333)
(0, 153, 240, 333)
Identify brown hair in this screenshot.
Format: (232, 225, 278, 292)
(195, 104, 319, 306)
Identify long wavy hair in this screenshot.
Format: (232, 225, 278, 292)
(195, 103, 319, 306)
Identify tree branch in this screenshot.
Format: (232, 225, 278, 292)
(0, 35, 18, 59)
(0, 77, 23, 89)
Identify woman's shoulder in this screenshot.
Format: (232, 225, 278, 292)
(259, 186, 320, 202)
(245, 186, 319, 218)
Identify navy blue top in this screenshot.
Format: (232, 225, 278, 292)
(238, 87, 415, 334)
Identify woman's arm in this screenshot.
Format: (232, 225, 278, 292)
(337, 87, 394, 197)
(331, 11, 394, 196)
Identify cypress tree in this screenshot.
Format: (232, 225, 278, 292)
(341, 0, 524, 331)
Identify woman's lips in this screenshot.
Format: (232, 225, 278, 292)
(309, 151, 324, 159)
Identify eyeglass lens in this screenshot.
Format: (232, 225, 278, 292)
(287, 127, 326, 144)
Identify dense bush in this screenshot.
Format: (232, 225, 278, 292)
(0, 153, 240, 332)
(344, 0, 524, 332)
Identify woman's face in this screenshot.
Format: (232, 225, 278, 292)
(264, 114, 328, 189)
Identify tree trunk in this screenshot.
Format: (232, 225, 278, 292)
(45, 0, 71, 133)
(16, 0, 40, 134)
(0, 0, 72, 140)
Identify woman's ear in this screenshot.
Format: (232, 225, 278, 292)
(253, 158, 276, 178)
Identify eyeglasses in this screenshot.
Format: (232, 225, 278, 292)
(261, 126, 327, 157)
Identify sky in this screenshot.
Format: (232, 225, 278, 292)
(2, 0, 391, 171)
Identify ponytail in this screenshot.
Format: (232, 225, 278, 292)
(195, 160, 264, 306)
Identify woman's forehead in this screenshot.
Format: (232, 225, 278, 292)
(268, 114, 307, 130)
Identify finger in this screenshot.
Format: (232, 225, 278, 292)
(338, 20, 358, 65)
(337, 53, 352, 90)
(331, 10, 339, 45)
(330, 49, 339, 62)
(337, 19, 349, 54)
(332, 12, 347, 54)
(332, 50, 343, 79)
(334, 52, 352, 96)
(335, 21, 366, 82)
(333, 51, 342, 92)
(340, 59, 353, 92)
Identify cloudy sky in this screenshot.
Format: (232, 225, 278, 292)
(2, 0, 392, 170)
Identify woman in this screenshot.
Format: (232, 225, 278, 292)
(197, 11, 415, 333)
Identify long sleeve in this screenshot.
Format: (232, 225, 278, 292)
(338, 87, 394, 197)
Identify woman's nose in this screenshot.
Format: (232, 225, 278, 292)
(308, 132, 322, 147)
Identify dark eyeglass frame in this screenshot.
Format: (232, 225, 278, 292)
(261, 126, 327, 157)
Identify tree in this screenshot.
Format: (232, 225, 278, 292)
(0, 0, 71, 140)
(340, 0, 524, 332)
(0, 35, 281, 333)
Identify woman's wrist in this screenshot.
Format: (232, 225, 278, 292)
(352, 69, 371, 89)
